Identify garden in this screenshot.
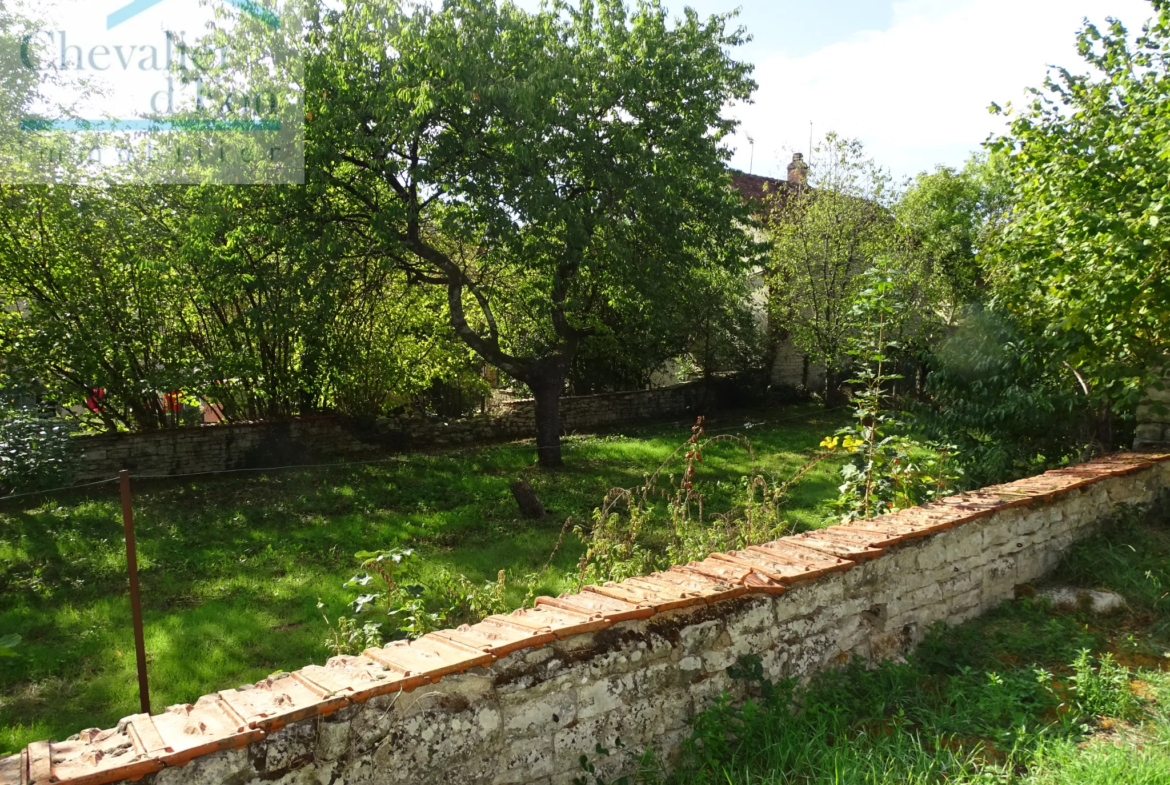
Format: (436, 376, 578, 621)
(3, 0, 1170, 781)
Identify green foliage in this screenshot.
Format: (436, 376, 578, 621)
(1072, 649, 1140, 721)
(295, 0, 762, 465)
(0, 185, 471, 430)
(318, 605, 384, 658)
(0, 634, 19, 658)
(1, 0, 764, 461)
(987, 0, 1170, 405)
(0, 405, 75, 496)
(571, 418, 831, 587)
(896, 153, 1013, 309)
(915, 598, 1100, 678)
(339, 546, 514, 641)
(827, 270, 961, 520)
(765, 134, 901, 400)
(911, 308, 1100, 487)
(0, 187, 201, 431)
(567, 261, 765, 394)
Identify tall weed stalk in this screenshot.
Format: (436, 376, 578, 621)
(574, 418, 834, 587)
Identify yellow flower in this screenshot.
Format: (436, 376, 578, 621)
(819, 436, 839, 450)
(842, 436, 864, 452)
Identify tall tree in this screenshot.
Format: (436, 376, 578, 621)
(896, 154, 1013, 315)
(765, 133, 899, 403)
(298, 0, 758, 466)
(987, 0, 1170, 406)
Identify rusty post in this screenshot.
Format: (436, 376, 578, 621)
(119, 470, 151, 715)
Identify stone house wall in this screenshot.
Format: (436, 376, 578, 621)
(768, 335, 825, 394)
(6, 452, 1169, 785)
(71, 381, 720, 482)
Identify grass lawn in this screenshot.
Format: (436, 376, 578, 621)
(0, 404, 848, 753)
(625, 509, 1170, 785)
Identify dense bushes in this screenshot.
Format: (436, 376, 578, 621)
(910, 309, 1106, 487)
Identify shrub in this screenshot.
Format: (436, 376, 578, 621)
(912, 308, 1099, 487)
(1072, 650, 1139, 722)
(326, 547, 516, 646)
(824, 269, 961, 521)
(572, 417, 827, 588)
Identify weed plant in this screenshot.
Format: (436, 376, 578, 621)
(572, 417, 837, 589)
(828, 269, 962, 522)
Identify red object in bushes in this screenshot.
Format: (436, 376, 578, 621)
(85, 388, 106, 413)
(165, 391, 182, 412)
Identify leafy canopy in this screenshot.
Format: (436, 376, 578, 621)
(293, 0, 761, 464)
(988, 0, 1170, 404)
(896, 154, 1013, 312)
(301, 0, 759, 375)
(765, 134, 903, 396)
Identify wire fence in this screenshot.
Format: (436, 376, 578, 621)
(0, 476, 120, 503)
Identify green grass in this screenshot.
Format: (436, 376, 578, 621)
(604, 509, 1170, 785)
(0, 404, 847, 753)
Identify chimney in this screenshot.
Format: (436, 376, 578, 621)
(787, 152, 809, 186)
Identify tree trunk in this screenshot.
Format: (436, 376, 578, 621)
(530, 374, 564, 468)
(823, 368, 839, 407)
(510, 479, 546, 519)
(1095, 401, 1115, 452)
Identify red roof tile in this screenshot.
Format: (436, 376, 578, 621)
(431, 618, 556, 658)
(485, 605, 612, 639)
(296, 658, 412, 703)
(537, 591, 653, 623)
(790, 530, 884, 561)
(630, 571, 749, 604)
(712, 547, 848, 584)
(588, 581, 702, 612)
(362, 636, 493, 684)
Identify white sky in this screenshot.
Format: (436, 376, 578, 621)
(712, 0, 1155, 179)
(29, 0, 1159, 180)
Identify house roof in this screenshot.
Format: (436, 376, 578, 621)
(729, 153, 811, 211)
(729, 171, 806, 219)
(729, 171, 791, 203)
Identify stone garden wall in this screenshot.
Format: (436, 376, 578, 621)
(1136, 370, 1170, 450)
(71, 381, 720, 482)
(6, 452, 1169, 785)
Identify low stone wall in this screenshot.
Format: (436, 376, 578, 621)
(6, 452, 1168, 785)
(1136, 371, 1170, 450)
(72, 382, 719, 482)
